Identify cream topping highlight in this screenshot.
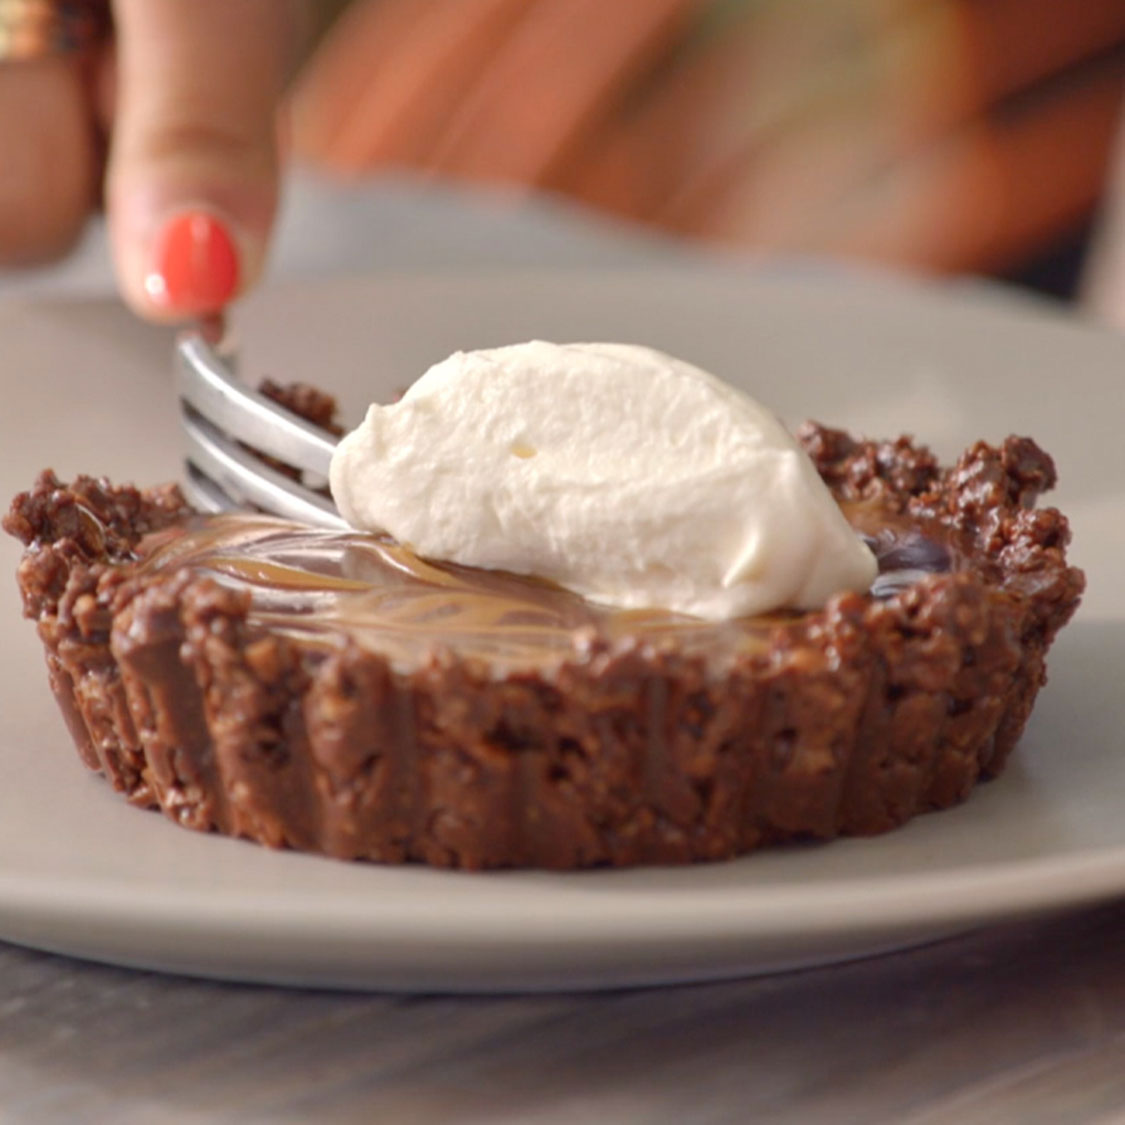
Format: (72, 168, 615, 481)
(329, 341, 877, 620)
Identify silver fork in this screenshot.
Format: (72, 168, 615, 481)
(176, 330, 348, 528)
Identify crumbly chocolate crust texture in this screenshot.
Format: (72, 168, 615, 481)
(5, 426, 1084, 869)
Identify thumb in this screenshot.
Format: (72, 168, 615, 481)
(106, 0, 293, 320)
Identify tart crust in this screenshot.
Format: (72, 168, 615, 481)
(4, 426, 1084, 869)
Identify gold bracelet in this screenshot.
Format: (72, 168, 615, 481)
(0, 0, 110, 61)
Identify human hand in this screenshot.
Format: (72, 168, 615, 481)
(0, 0, 299, 320)
(291, 0, 1125, 278)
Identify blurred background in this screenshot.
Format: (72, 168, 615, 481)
(4, 0, 1123, 326)
(288, 0, 1125, 316)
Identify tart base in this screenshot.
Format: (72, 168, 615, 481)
(4, 426, 1084, 869)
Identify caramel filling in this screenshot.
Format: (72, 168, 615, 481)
(137, 509, 954, 672)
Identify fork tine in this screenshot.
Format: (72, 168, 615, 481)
(181, 462, 239, 514)
(181, 403, 348, 528)
(176, 331, 339, 479)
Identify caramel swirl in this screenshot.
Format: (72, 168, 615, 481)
(137, 511, 953, 673)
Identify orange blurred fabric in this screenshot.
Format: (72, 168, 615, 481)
(291, 0, 1125, 277)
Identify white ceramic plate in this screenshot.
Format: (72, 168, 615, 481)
(1, 269, 1123, 992)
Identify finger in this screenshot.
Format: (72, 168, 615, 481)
(290, 0, 534, 173)
(562, 24, 758, 224)
(428, 0, 707, 187)
(704, 59, 1125, 274)
(289, 0, 425, 166)
(662, 0, 1125, 252)
(0, 56, 98, 265)
(107, 0, 294, 319)
(965, 0, 1125, 106)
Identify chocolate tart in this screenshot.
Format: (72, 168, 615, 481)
(4, 424, 1084, 869)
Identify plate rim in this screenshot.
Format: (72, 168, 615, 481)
(2, 268, 1123, 985)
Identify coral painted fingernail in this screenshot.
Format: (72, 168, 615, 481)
(145, 211, 240, 313)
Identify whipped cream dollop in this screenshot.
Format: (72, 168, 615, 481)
(329, 341, 877, 620)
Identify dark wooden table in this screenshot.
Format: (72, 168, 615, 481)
(3, 903, 1124, 1123)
